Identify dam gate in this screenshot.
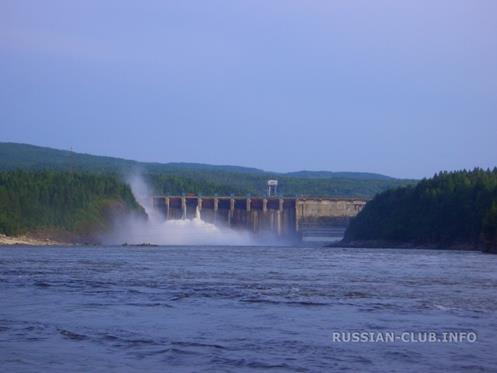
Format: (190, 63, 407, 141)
(152, 196, 367, 243)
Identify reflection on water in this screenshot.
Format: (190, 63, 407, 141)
(1, 246, 497, 372)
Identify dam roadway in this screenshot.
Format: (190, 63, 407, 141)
(152, 196, 367, 242)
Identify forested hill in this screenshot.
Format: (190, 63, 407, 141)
(0, 142, 413, 198)
(0, 170, 144, 241)
(344, 169, 497, 252)
(0, 142, 264, 175)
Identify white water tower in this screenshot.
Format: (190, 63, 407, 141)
(267, 180, 278, 197)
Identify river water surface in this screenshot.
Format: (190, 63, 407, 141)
(1, 246, 496, 372)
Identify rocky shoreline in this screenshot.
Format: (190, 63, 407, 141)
(0, 234, 69, 246)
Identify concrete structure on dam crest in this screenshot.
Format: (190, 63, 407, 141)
(152, 195, 367, 242)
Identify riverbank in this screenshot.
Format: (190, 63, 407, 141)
(328, 240, 497, 253)
(327, 240, 477, 250)
(0, 234, 69, 246)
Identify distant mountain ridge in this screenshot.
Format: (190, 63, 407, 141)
(0, 142, 415, 197)
(0, 142, 392, 179)
(285, 170, 393, 180)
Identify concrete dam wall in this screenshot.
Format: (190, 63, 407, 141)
(152, 196, 367, 242)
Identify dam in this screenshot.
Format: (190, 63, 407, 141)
(152, 195, 367, 242)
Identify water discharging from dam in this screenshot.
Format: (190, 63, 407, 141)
(103, 175, 255, 246)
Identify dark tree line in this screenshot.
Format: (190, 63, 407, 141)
(144, 171, 412, 198)
(1, 143, 415, 198)
(0, 170, 141, 237)
(345, 168, 497, 251)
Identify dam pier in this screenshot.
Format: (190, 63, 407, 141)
(152, 195, 367, 242)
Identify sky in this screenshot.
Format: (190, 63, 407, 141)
(1, 1, 496, 179)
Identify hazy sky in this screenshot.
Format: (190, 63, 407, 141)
(1, 1, 496, 178)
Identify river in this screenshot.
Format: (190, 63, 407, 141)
(1, 246, 496, 372)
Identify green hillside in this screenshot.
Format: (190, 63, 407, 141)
(0, 170, 143, 240)
(344, 168, 497, 251)
(0, 142, 415, 197)
(284, 170, 393, 180)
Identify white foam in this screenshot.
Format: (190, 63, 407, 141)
(103, 174, 254, 246)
